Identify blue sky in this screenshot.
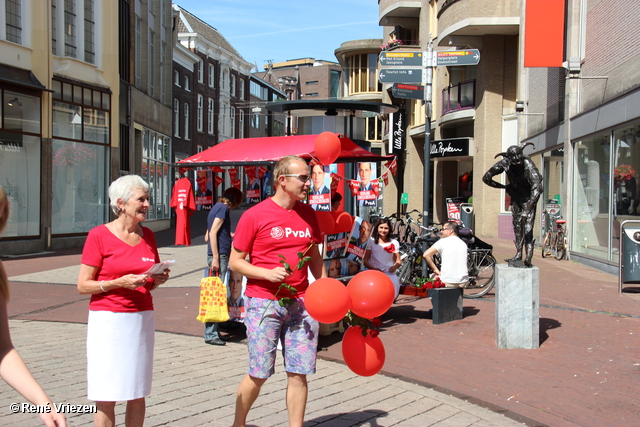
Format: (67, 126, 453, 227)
(173, 0, 382, 68)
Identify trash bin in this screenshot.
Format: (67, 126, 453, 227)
(460, 203, 474, 230)
(619, 220, 640, 293)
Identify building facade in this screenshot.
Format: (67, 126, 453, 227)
(0, 0, 122, 255)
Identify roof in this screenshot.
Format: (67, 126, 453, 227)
(175, 134, 395, 167)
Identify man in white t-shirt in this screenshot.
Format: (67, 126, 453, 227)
(424, 221, 469, 287)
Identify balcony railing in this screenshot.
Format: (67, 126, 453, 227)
(442, 79, 476, 115)
(380, 39, 420, 51)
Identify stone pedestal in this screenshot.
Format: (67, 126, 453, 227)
(429, 287, 463, 325)
(495, 264, 539, 349)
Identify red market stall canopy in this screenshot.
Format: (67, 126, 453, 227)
(175, 134, 395, 168)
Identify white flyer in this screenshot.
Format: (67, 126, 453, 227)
(144, 260, 176, 275)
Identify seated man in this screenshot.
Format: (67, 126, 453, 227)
(423, 221, 469, 288)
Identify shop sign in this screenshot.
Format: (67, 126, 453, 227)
(430, 138, 470, 158)
(389, 109, 406, 155)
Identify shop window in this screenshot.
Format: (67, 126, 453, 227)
(141, 131, 171, 221)
(0, 90, 41, 237)
(51, 80, 110, 235)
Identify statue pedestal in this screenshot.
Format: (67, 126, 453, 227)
(495, 264, 539, 349)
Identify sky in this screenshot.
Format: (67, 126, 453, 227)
(173, 0, 382, 68)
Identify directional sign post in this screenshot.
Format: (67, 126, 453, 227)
(436, 49, 481, 66)
(391, 83, 425, 100)
(379, 51, 424, 67)
(378, 68, 424, 84)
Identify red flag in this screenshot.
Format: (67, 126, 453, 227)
(214, 175, 224, 186)
(211, 166, 224, 174)
(258, 165, 268, 179)
(232, 179, 241, 189)
(382, 172, 389, 186)
(228, 168, 238, 181)
(178, 167, 189, 175)
(245, 166, 256, 180)
(524, 0, 565, 67)
(385, 158, 398, 176)
(347, 180, 360, 197)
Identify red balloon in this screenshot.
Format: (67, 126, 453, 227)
(341, 326, 386, 376)
(314, 132, 341, 165)
(305, 278, 351, 324)
(347, 270, 395, 319)
(334, 211, 353, 233)
(315, 211, 335, 236)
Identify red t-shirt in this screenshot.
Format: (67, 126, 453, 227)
(170, 177, 196, 246)
(233, 198, 321, 299)
(81, 225, 159, 312)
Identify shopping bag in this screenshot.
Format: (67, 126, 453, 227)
(196, 270, 230, 323)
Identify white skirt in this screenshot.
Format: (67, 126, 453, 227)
(87, 310, 155, 401)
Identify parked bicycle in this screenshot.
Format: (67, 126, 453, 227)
(542, 217, 567, 260)
(393, 211, 497, 298)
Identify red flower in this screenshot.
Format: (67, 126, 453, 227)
(369, 330, 380, 338)
(383, 244, 395, 254)
(372, 318, 382, 327)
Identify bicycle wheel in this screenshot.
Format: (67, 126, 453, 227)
(396, 255, 414, 285)
(541, 231, 552, 258)
(554, 231, 566, 260)
(463, 250, 496, 298)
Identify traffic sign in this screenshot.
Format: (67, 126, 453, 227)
(392, 83, 425, 100)
(379, 51, 423, 67)
(378, 68, 424, 84)
(436, 49, 481, 66)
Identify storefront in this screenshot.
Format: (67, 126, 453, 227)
(430, 137, 473, 224)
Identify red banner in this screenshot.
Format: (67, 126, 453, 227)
(245, 166, 256, 180)
(258, 166, 268, 179)
(214, 175, 224, 186)
(210, 166, 224, 174)
(246, 188, 260, 199)
(385, 158, 398, 176)
(524, 0, 565, 67)
(347, 180, 360, 197)
(382, 172, 389, 186)
(228, 168, 238, 181)
(232, 179, 241, 189)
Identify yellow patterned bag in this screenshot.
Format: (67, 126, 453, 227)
(196, 271, 230, 323)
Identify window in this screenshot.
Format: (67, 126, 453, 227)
(148, 29, 155, 96)
(184, 103, 189, 140)
(0, 90, 42, 237)
(222, 69, 228, 91)
(197, 60, 203, 83)
(231, 74, 236, 97)
(84, 0, 95, 63)
(160, 41, 166, 103)
(64, 0, 77, 58)
(51, 79, 111, 235)
(306, 81, 318, 85)
(174, 70, 180, 86)
(134, 16, 141, 87)
(141, 130, 172, 221)
(220, 103, 227, 135)
(238, 110, 244, 138)
(184, 75, 190, 91)
(197, 94, 203, 132)
(208, 64, 215, 88)
(173, 99, 180, 137)
(230, 107, 236, 138)
(238, 78, 245, 100)
(251, 112, 260, 129)
(347, 53, 380, 95)
(6, 0, 22, 44)
(306, 93, 319, 97)
(207, 98, 214, 134)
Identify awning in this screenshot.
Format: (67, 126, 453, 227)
(0, 63, 50, 92)
(176, 134, 395, 167)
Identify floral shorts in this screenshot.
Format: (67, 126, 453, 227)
(244, 296, 319, 378)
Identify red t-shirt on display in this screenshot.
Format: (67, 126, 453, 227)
(81, 225, 160, 312)
(170, 177, 196, 246)
(233, 198, 321, 299)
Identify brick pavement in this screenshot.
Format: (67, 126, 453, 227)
(1, 216, 639, 426)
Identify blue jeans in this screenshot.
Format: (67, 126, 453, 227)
(204, 253, 229, 341)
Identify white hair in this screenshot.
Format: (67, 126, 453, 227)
(108, 175, 149, 216)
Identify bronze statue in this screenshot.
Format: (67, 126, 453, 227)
(483, 143, 543, 267)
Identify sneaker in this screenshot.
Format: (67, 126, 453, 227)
(205, 337, 226, 346)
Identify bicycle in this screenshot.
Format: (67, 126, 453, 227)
(541, 218, 567, 260)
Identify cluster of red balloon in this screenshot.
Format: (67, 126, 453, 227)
(315, 209, 353, 238)
(305, 270, 395, 376)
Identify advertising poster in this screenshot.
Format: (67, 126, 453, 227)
(309, 164, 331, 211)
(325, 258, 347, 279)
(323, 231, 349, 259)
(195, 169, 213, 210)
(345, 216, 372, 271)
(356, 162, 378, 207)
(245, 166, 261, 203)
(226, 268, 246, 321)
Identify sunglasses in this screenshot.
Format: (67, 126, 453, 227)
(282, 174, 311, 182)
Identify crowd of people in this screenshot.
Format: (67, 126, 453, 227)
(2, 155, 460, 427)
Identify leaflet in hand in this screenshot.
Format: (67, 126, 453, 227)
(145, 260, 176, 275)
